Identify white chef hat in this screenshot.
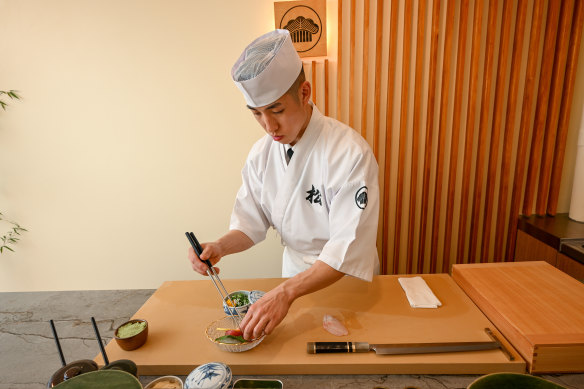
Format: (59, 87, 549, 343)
(232, 29, 302, 108)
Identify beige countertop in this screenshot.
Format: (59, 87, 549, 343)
(1, 288, 583, 388)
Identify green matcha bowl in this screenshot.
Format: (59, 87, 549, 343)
(467, 373, 567, 389)
(53, 370, 141, 388)
(114, 319, 148, 351)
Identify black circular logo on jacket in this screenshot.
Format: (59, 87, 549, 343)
(355, 186, 368, 209)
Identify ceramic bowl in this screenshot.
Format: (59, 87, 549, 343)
(222, 290, 251, 316)
(47, 359, 98, 387)
(100, 359, 138, 377)
(232, 379, 283, 388)
(248, 290, 265, 304)
(145, 375, 183, 389)
(50, 370, 142, 389)
(206, 316, 265, 353)
(114, 319, 148, 351)
(185, 362, 231, 389)
(467, 373, 567, 389)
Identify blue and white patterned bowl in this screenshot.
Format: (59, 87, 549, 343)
(222, 290, 251, 316)
(184, 362, 231, 389)
(249, 290, 265, 304)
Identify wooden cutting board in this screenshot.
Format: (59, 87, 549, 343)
(96, 274, 524, 375)
(452, 261, 584, 373)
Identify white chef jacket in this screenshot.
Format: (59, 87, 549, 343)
(229, 105, 380, 281)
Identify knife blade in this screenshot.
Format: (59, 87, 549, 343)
(307, 340, 500, 355)
(307, 328, 513, 358)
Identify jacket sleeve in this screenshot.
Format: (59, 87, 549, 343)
(229, 154, 271, 245)
(318, 147, 380, 281)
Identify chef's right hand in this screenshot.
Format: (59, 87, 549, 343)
(188, 242, 222, 276)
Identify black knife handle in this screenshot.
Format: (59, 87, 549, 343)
(307, 342, 369, 354)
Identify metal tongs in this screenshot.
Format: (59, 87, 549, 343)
(185, 232, 244, 329)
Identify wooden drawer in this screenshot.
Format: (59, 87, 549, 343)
(556, 252, 584, 281)
(515, 230, 557, 266)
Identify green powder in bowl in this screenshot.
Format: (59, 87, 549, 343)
(117, 321, 147, 339)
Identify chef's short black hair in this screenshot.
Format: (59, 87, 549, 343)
(286, 67, 306, 103)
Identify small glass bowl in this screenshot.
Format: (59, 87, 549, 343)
(205, 316, 265, 353)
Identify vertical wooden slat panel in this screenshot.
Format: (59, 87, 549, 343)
(535, 0, 576, 214)
(338, 0, 582, 275)
(468, 0, 498, 263)
(494, 0, 528, 261)
(324, 59, 329, 117)
(337, 0, 343, 120)
(522, 0, 562, 216)
(361, 0, 371, 138)
(381, 0, 400, 274)
(443, 0, 470, 272)
(417, 0, 441, 273)
(457, 0, 484, 265)
(407, 0, 427, 274)
(430, 0, 456, 272)
(505, 0, 546, 260)
(372, 0, 384, 159)
(393, 0, 414, 274)
(480, 0, 513, 263)
(349, 0, 356, 127)
(548, 0, 584, 214)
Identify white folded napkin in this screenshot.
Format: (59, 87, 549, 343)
(398, 276, 442, 308)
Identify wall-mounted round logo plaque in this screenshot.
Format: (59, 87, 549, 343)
(274, 0, 327, 58)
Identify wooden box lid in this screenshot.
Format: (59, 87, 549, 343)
(452, 261, 584, 373)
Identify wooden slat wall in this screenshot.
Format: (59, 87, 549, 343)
(311, 0, 583, 274)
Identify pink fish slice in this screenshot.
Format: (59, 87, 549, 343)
(322, 314, 349, 336)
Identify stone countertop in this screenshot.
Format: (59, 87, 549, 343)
(1, 289, 583, 389)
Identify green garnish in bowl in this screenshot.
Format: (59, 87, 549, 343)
(225, 292, 250, 307)
(215, 335, 247, 344)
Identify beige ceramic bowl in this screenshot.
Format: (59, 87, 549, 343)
(206, 316, 265, 352)
(145, 375, 184, 389)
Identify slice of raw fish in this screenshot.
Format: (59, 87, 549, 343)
(322, 314, 349, 336)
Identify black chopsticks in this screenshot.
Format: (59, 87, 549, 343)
(185, 232, 244, 327)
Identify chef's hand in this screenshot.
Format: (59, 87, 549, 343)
(239, 261, 345, 340)
(239, 286, 292, 340)
(187, 230, 255, 276)
(187, 243, 222, 276)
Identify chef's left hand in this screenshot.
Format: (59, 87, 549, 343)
(239, 261, 344, 340)
(239, 286, 292, 340)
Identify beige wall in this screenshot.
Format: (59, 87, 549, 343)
(0, 0, 341, 291)
(1, 1, 582, 292)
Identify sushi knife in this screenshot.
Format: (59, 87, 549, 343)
(307, 328, 514, 360)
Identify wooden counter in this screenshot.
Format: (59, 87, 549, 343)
(97, 274, 524, 375)
(452, 261, 584, 373)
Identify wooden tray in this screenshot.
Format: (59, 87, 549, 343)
(97, 275, 524, 375)
(452, 261, 584, 373)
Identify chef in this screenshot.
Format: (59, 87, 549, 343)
(188, 29, 380, 340)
